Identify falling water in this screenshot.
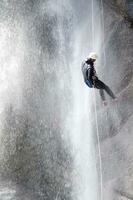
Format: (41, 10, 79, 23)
(0, 0, 103, 199)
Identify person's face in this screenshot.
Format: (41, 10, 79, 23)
(92, 59, 96, 62)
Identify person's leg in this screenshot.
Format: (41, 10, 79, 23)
(99, 89, 105, 101)
(95, 80, 116, 99)
(104, 85, 116, 99)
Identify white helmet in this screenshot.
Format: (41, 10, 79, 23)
(88, 52, 98, 60)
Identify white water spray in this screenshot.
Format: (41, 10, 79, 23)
(64, 1, 104, 200)
(0, 1, 105, 199)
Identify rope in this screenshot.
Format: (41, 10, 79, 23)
(93, 89, 103, 200)
(101, 0, 106, 67)
(55, 188, 60, 200)
(91, 0, 94, 50)
(91, 0, 103, 200)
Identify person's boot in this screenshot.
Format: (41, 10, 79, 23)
(103, 100, 108, 106)
(112, 97, 118, 103)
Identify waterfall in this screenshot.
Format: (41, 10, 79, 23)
(65, 0, 103, 200)
(0, 0, 103, 199)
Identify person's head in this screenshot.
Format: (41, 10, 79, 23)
(88, 52, 98, 62)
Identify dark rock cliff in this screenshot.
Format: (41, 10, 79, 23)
(97, 0, 133, 199)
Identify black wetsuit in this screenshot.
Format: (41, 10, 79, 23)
(82, 58, 116, 101)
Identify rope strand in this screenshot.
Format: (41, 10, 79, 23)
(101, 0, 106, 67)
(91, 0, 103, 199)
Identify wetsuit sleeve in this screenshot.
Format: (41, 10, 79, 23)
(93, 68, 98, 79)
(86, 66, 93, 80)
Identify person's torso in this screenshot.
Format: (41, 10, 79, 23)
(81, 59, 95, 81)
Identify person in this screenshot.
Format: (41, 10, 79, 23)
(81, 52, 117, 106)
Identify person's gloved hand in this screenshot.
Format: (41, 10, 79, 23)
(92, 76, 97, 80)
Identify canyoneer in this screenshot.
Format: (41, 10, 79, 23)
(82, 52, 117, 106)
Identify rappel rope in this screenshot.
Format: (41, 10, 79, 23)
(100, 0, 109, 126)
(55, 188, 60, 200)
(101, 0, 106, 67)
(91, 0, 103, 200)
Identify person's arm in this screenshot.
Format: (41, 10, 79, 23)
(92, 67, 98, 80)
(86, 66, 92, 80)
(85, 59, 94, 80)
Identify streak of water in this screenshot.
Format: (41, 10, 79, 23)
(0, 1, 103, 199)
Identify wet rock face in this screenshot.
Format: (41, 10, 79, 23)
(117, 0, 133, 18)
(97, 0, 133, 199)
(127, 0, 133, 18)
